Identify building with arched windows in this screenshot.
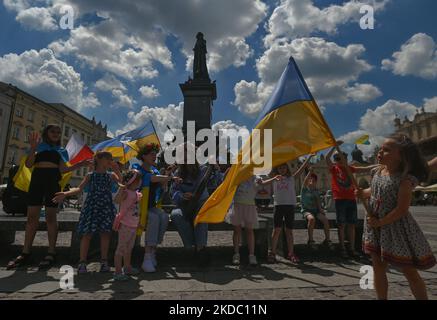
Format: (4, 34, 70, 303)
(394, 108, 437, 183)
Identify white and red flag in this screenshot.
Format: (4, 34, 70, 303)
(66, 133, 94, 165)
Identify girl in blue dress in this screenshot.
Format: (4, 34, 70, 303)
(53, 151, 122, 273)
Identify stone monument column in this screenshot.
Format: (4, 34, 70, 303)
(180, 32, 217, 139)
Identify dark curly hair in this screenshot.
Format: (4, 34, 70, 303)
(177, 163, 200, 181)
(388, 133, 429, 182)
(136, 143, 160, 161)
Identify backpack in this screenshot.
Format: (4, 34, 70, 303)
(2, 165, 28, 215)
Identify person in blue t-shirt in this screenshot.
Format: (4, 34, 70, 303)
(132, 143, 180, 273)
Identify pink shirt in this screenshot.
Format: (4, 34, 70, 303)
(118, 189, 142, 228)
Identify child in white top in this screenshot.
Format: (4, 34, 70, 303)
(227, 176, 259, 266)
(259, 155, 313, 263)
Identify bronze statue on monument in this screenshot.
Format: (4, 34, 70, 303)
(193, 32, 210, 82)
(180, 32, 217, 138)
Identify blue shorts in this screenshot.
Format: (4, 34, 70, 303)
(335, 199, 357, 225)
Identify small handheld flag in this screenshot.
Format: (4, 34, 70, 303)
(92, 120, 160, 164)
(65, 133, 94, 164)
(355, 135, 370, 145)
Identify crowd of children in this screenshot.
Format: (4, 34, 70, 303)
(5, 125, 437, 299)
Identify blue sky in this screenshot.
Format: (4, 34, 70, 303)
(1, 0, 436, 157)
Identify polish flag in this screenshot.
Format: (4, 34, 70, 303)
(66, 133, 94, 165)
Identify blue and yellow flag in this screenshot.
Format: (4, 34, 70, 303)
(91, 138, 125, 159)
(13, 143, 72, 193)
(195, 57, 337, 224)
(92, 120, 160, 164)
(355, 134, 370, 145)
(131, 164, 163, 236)
(13, 157, 72, 192)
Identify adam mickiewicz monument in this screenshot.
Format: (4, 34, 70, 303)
(180, 32, 217, 138)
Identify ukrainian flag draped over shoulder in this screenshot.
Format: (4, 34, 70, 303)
(195, 57, 337, 225)
(13, 143, 72, 192)
(132, 164, 161, 236)
(92, 120, 160, 164)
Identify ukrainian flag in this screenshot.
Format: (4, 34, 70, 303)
(195, 57, 337, 224)
(91, 138, 125, 159)
(355, 134, 370, 145)
(13, 144, 72, 193)
(123, 121, 161, 153)
(13, 158, 72, 193)
(92, 120, 160, 164)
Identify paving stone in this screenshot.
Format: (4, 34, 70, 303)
(315, 287, 335, 292)
(1, 206, 437, 300)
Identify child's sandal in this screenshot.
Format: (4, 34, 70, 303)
(7, 253, 32, 270)
(38, 253, 56, 270)
(100, 260, 111, 273)
(340, 248, 349, 259)
(77, 261, 88, 274)
(287, 253, 300, 264)
(267, 251, 277, 264)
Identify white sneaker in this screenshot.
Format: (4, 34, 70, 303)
(142, 255, 156, 273)
(249, 255, 258, 266)
(232, 253, 240, 265)
(151, 252, 157, 267)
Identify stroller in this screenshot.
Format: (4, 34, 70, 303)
(2, 165, 28, 215)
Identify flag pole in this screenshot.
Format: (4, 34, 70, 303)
(149, 120, 162, 152)
(290, 55, 374, 218)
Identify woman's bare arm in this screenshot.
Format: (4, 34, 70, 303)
(293, 154, 314, 177)
(25, 132, 40, 168)
(428, 157, 437, 172)
(257, 176, 278, 185)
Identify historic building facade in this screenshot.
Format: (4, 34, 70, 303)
(0, 87, 13, 180)
(0, 82, 63, 183)
(394, 108, 437, 183)
(346, 108, 437, 188)
(0, 82, 108, 185)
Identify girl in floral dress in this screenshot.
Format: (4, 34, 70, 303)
(358, 133, 435, 300)
(53, 151, 122, 273)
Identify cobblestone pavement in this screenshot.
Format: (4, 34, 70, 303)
(2, 279, 437, 300)
(1, 206, 436, 300)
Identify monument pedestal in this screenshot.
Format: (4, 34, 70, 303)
(180, 33, 217, 139)
(180, 80, 216, 137)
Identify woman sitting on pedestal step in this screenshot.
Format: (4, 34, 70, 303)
(170, 144, 212, 268)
